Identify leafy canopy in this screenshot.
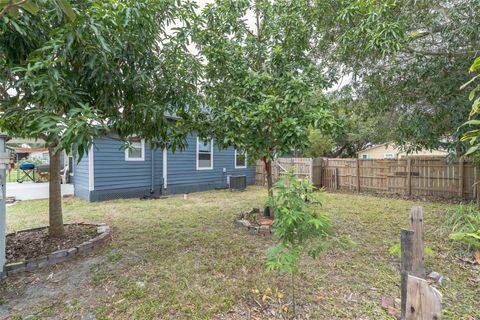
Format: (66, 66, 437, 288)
(332, 0, 480, 153)
(1, 0, 200, 158)
(194, 0, 336, 163)
(461, 56, 480, 157)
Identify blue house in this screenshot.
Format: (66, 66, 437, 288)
(72, 133, 255, 202)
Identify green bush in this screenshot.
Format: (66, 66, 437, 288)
(446, 204, 480, 252)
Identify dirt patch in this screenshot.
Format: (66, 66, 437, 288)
(6, 224, 98, 264)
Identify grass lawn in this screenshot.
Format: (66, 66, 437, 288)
(2, 187, 479, 319)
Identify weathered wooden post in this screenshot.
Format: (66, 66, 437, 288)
(458, 157, 464, 198)
(407, 157, 412, 196)
(406, 275, 442, 319)
(410, 207, 425, 278)
(0, 133, 10, 277)
(356, 158, 361, 192)
(401, 229, 414, 319)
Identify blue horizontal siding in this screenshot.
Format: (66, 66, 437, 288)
(93, 137, 163, 192)
(73, 133, 255, 201)
(166, 134, 255, 190)
(73, 152, 90, 201)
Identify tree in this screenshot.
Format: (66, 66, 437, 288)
(302, 128, 335, 158)
(329, 0, 480, 154)
(266, 171, 332, 316)
(302, 93, 396, 158)
(0, 0, 200, 237)
(194, 0, 335, 198)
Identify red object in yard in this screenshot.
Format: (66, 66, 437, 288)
(257, 218, 273, 226)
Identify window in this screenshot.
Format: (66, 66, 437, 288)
(235, 148, 247, 168)
(361, 154, 368, 159)
(125, 138, 145, 161)
(68, 156, 74, 176)
(384, 153, 394, 159)
(197, 137, 213, 170)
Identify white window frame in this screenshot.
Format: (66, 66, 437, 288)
(360, 154, 368, 159)
(384, 153, 394, 159)
(125, 139, 145, 161)
(196, 137, 213, 170)
(234, 148, 247, 169)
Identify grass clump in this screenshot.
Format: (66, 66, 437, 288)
(445, 204, 480, 253)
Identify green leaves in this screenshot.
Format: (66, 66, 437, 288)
(0, 0, 74, 19)
(1, 0, 201, 159)
(461, 56, 480, 158)
(195, 0, 334, 166)
(266, 170, 333, 276)
(333, 0, 480, 153)
(56, 0, 75, 20)
(19, 1, 39, 15)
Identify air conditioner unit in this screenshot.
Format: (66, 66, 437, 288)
(229, 175, 247, 191)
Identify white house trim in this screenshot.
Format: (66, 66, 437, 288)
(234, 148, 247, 169)
(88, 145, 94, 191)
(125, 139, 145, 161)
(196, 137, 213, 170)
(163, 148, 168, 189)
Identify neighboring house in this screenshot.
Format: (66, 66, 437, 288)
(72, 133, 255, 202)
(13, 147, 49, 163)
(357, 144, 448, 159)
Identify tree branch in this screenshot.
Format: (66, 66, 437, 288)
(0, 0, 29, 19)
(402, 47, 479, 58)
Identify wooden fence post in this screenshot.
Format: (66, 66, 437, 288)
(407, 157, 412, 196)
(335, 168, 339, 190)
(401, 229, 414, 319)
(356, 158, 361, 192)
(309, 158, 313, 182)
(458, 157, 464, 198)
(410, 207, 425, 278)
(406, 275, 442, 320)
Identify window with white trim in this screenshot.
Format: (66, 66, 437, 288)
(235, 148, 247, 168)
(125, 138, 145, 161)
(360, 154, 368, 159)
(384, 153, 394, 159)
(197, 138, 213, 170)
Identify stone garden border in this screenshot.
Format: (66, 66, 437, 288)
(1, 223, 111, 278)
(234, 208, 272, 236)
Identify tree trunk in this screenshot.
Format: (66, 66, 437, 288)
(264, 157, 273, 198)
(49, 145, 64, 237)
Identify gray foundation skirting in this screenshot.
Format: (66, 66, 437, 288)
(1, 223, 111, 278)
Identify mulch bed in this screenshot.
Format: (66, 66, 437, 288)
(6, 224, 98, 264)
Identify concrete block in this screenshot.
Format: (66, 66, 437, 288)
(48, 249, 68, 264)
(5, 261, 25, 271)
(66, 247, 78, 257)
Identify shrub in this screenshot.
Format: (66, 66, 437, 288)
(446, 204, 480, 252)
(265, 170, 333, 316)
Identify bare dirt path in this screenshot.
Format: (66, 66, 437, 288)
(0, 251, 108, 319)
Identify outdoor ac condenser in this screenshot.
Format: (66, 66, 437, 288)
(229, 175, 247, 191)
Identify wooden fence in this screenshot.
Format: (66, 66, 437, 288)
(256, 158, 322, 187)
(256, 157, 479, 201)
